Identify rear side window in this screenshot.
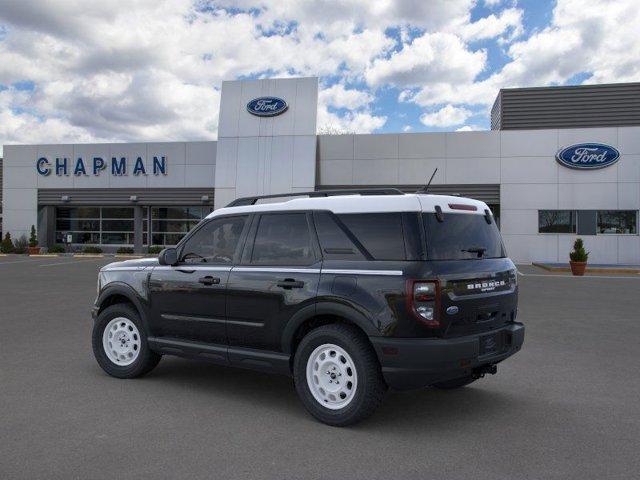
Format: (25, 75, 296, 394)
(336, 213, 407, 260)
(313, 212, 366, 261)
(423, 213, 505, 260)
(251, 213, 315, 265)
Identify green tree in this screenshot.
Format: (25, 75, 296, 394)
(569, 238, 589, 262)
(1, 232, 15, 253)
(29, 225, 38, 247)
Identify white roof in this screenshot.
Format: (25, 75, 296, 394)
(207, 193, 490, 218)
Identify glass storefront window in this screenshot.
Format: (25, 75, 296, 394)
(55, 206, 135, 245)
(54, 205, 213, 246)
(538, 210, 577, 233)
(597, 211, 638, 234)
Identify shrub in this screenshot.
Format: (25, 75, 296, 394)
(13, 235, 28, 254)
(0, 232, 13, 253)
(148, 245, 164, 254)
(48, 244, 66, 253)
(569, 238, 589, 262)
(1, 233, 14, 253)
(29, 225, 38, 247)
(117, 247, 135, 254)
(82, 246, 103, 254)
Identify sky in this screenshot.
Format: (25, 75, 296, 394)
(0, 0, 639, 155)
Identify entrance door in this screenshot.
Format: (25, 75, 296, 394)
(148, 214, 250, 345)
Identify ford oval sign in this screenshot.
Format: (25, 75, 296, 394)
(246, 97, 288, 117)
(556, 143, 620, 170)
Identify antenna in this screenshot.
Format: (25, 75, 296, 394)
(417, 168, 438, 193)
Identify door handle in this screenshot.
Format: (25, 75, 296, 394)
(277, 278, 304, 289)
(198, 276, 220, 286)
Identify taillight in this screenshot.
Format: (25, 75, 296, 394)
(407, 280, 440, 327)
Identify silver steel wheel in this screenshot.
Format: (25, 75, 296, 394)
(306, 343, 358, 410)
(102, 317, 141, 366)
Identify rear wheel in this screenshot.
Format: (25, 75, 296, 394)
(92, 303, 161, 379)
(293, 324, 387, 426)
(432, 375, 476, 390)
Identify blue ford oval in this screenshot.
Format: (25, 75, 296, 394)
(556, 143, 620, 170)
(246, 97, 288, 117)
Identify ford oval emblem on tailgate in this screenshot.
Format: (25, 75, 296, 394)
(446, 306, 459, 315)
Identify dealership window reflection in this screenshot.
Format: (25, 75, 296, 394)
(149, 206, 213, 246)
(597, 210, 637, 234)
(538, 210, 577, 233)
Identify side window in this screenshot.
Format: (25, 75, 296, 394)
(251, 213, 315, 265)
(180, 216, 247, 264)
(313, 211, 366, 261)
(337, 213, 407, 260)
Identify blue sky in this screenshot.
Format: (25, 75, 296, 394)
(0, 0, 638, 150)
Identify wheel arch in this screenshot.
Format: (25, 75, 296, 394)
(96, 283, 149, 330)
(281, 302, 380, 356)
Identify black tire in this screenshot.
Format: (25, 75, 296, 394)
(92, 303, 161, 379)
(432, 375, 477, 390)
(293, 324, 387, 427)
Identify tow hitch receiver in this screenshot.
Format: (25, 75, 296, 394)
(473, 364, 497, 379)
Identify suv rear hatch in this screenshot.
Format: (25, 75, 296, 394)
(421, 211, 518, 339)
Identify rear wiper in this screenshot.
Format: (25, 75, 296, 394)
(461, 246, 487, 258)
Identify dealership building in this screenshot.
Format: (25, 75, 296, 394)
(1, 78, 639, 264)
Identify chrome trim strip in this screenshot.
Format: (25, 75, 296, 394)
(322, 269, 404, 276)
(232, 267, 321, 274)
(101, 267, 149, 272)
(154, 265, 233, 272)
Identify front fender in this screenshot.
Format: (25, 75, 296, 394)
(95, 282, 150, 330)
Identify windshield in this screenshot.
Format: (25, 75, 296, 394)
(423, 212, 505, 260)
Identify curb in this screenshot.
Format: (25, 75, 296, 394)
(532, 262, 640, 275)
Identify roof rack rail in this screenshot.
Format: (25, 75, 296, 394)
(225, 188, 405, 207)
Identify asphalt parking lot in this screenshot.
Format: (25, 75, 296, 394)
(1, 256, 639, 479)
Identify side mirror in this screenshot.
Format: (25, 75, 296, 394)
(158, 247, 178, 266)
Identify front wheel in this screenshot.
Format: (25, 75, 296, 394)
(92, 303, 161, 379)
(293, 324, 387, 427)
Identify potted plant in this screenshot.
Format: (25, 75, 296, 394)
(569, 238, 589, 276)
(28, 225, 40, 255)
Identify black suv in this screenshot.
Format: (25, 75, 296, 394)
(92, 190, 524, 426)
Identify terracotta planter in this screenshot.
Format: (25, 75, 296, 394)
(27, 246, 41, 255)
(569, 261, 587, 276)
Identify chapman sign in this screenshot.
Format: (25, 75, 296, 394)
(556, 143, 620, 170)
(246, 97, 288, 117)
(36, 156, 168, 177)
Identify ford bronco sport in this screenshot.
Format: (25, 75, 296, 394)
(92, 189, 524, 426)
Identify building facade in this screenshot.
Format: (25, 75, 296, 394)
(2, 77, 639, 264)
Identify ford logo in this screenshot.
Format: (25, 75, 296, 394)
(246, 97, 288, 117)
(446, 306, 459, 315)
(556, 143, 620, 170)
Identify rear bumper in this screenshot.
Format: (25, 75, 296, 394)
(370, 323, 524, 390)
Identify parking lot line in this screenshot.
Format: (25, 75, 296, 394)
(39, 259, 107, 267)
(0, 257, 57, 265)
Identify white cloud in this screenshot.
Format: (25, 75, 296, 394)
(420, 105, 472, 127)
(319, 84, 373, 110)
(317, 107, 387, 134)
(402, 125, 412, 132)
(458, 7, 523, 42)
(456, 124, 483, 131)
(366, 32, 486, 88)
